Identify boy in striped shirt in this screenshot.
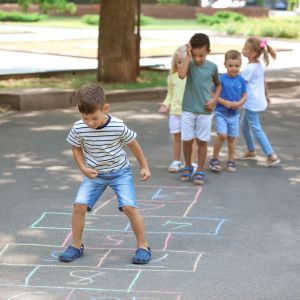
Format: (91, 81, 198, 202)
(59, 84, 151, 264)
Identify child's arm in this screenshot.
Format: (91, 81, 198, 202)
(178, 43, 191, 79)
(234, 92, 247, 109)
(265, 80, 271, 106)
(72, 146, 98, 179)
(127, 140, 151, 181)
(159, 76, 172, 113)
(218, 97, 234, 109)
(205, 82, 221, 111)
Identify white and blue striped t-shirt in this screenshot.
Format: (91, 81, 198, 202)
(67, 115, 137, 173)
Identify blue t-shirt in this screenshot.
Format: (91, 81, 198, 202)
(215, 73, 246, 116)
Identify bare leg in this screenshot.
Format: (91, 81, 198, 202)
(72, 204, 87, 249)
(213, 134, 226, 160)
(173, 132, 182, 161)
(183, 139, 194, 167)
(196, 139, 208, 172)
(122, 206, 148, 249)
(191, 139, 198, 164)
(227, 136, 236, 161)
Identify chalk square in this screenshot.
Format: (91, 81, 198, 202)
(30, 213, 225, 235)
(0, 244, 203, 272)
(24, 265, 141, 292)
(135, 185, 200, 201)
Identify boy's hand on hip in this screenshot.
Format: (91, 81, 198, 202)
(140, 167, 151, 181)
(82, 167, 98, 179)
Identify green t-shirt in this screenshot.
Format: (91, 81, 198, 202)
(182, 59, 220, 114)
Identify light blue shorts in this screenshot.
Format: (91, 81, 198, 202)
(215, 111, 240, 137)
(74, 167, 136, 212)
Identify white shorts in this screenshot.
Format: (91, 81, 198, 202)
(169, 115, 181, 134)
(181, 111, 213, 142)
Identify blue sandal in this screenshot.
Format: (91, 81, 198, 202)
(226, 160, 236, 172)
(132, 247, 151, 264)
(59, 244, 84, 262)
(209, 159, 222, 172)
(193, 171, 205, 185)
(180, 166, 194, 182)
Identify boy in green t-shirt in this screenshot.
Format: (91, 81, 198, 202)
(179, 33, 221, 185)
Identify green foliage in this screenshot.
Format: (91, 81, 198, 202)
(82, 14, 99, 25)
(17, 0, 77, 14)
(81, 14, 154, 26)
(197, 11, 245, 26)
(140, 14, 154, 25)
(156, 0, 185, 4)
(219, 17, 300, 39)
(0, 10, 47, 22)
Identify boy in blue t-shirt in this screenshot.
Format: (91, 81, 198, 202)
(179, 33, 221, 185)
(210, 50, 247, 172)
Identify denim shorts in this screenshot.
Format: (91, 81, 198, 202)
(74, 167, 137, 212)
(215, 111, 240, 137)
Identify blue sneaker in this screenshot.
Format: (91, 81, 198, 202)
(59, 244, 84, 262)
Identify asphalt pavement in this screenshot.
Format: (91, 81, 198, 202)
(0, 85, 299, 299)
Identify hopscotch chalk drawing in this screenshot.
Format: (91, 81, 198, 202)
(0, 185, 226, 299)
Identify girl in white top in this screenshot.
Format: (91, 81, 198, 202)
(159, 45, 197, 173)
(241, 37, 280, 166)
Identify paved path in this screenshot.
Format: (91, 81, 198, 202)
(0, 27, 300, 76)
(0, 86, 299, 299)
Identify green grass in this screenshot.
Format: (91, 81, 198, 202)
(0, 16, 92, 28)
(0, 15, 202, 29)
(2, 14, 299, 37)
(0, 70, 168, 91)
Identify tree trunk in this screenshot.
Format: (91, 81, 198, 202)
(97, 0, 138, 83)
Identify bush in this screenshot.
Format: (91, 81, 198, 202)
(81, 14, 154, 26)
(219, 17, 299, 38)
(214, 11, 245, 22)
(140, 14, 154, 25)
(199, 13, 300, 39)
(197, 11, 245, 26)
(82, 14, 99, 25)
(0, 10, 47, 22)
(16, 0, 76, 14)
(156, 0, 185, 3)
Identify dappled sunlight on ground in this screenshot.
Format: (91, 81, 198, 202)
(18, 228, 48, 239)
(30, 125, 70, 131)
(0, 234, 15, 245)
(61, 149, 73, 157)
(45, 166, 71, 171)
(126, 113, 165, 120)
(15, 165, 40, 169)
(288, 176, 300, 184)
(4, 152, 60, 165)
(12, 111, 42, 118)
(0, 178, 16, 184)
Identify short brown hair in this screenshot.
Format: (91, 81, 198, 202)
(76, 84, 106, 114)
(225, 50, 241, 62)
(190, 33, 210, 51)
